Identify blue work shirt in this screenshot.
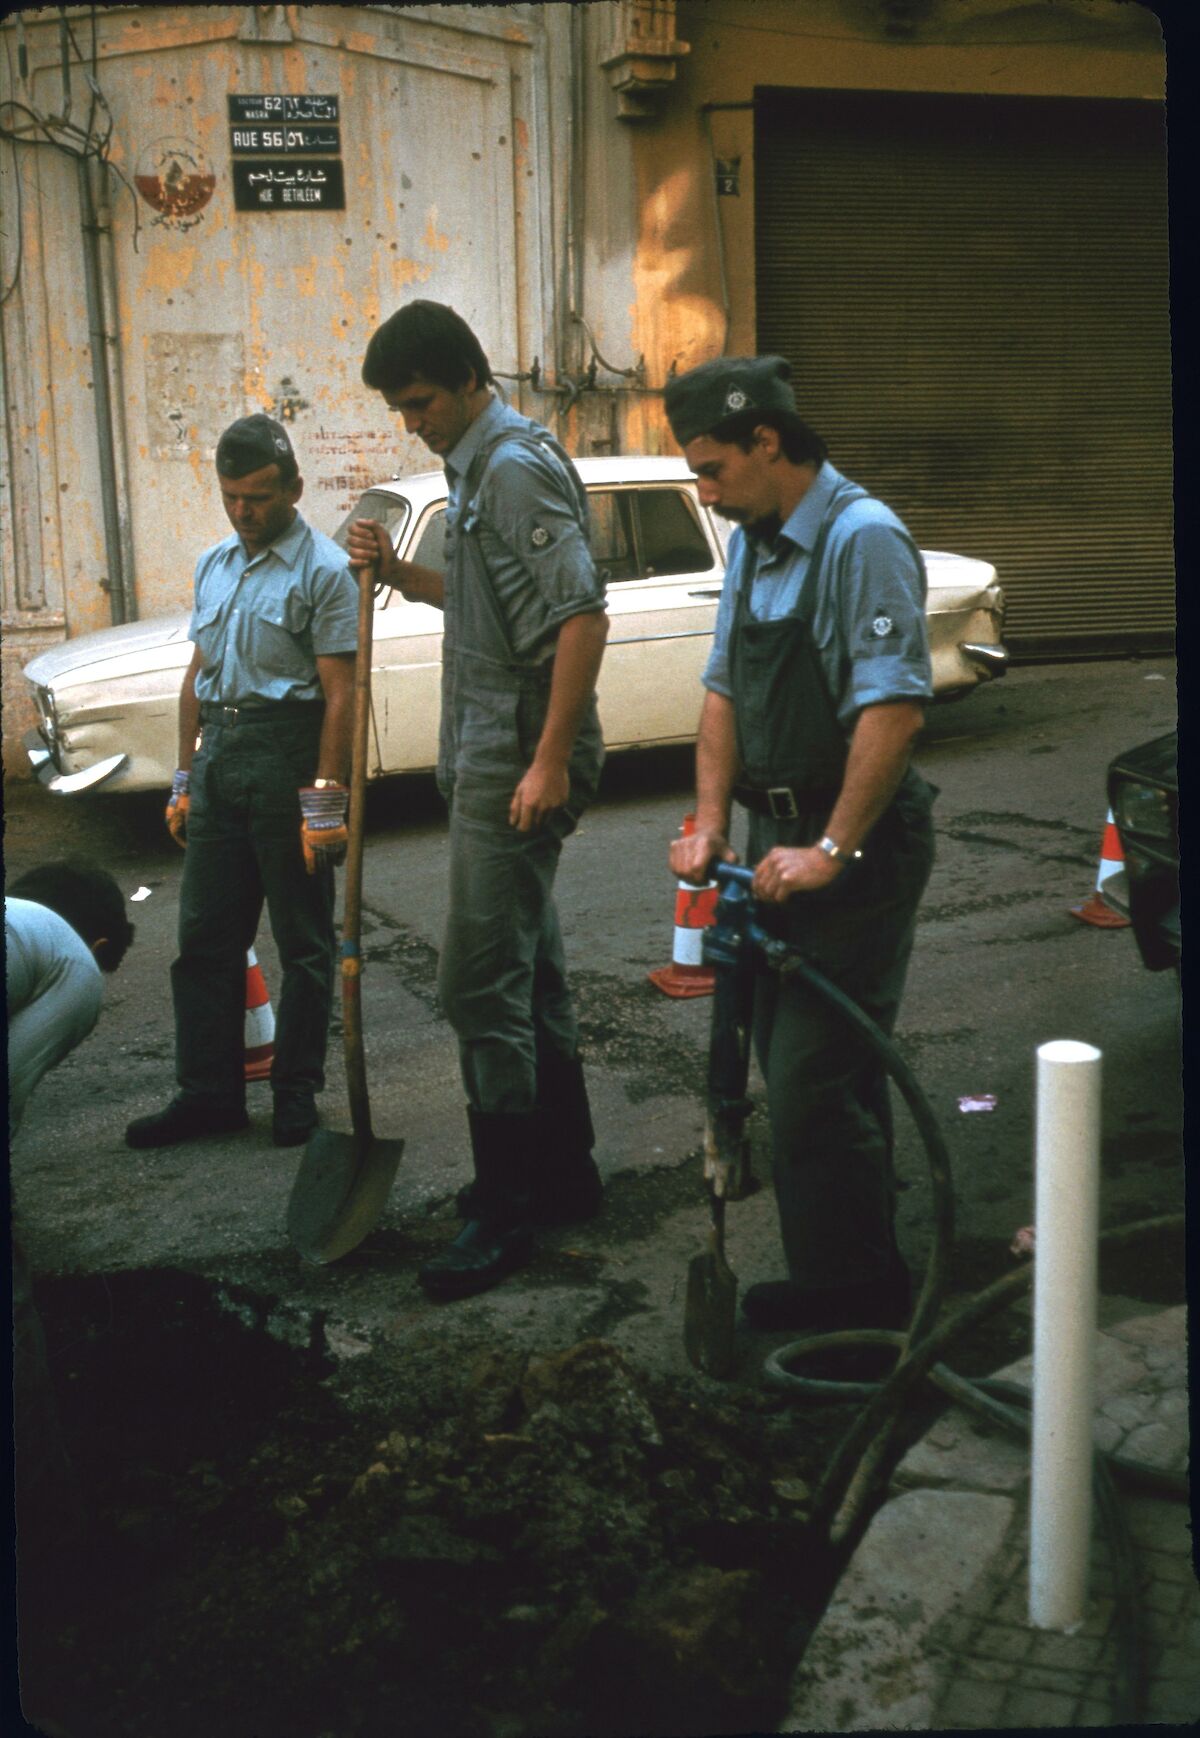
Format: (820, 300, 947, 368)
(444, 394, 605, 659)
(6, 897, 103, 1136)
(703, 462, 932, 731)
(190, 512, 359, 705)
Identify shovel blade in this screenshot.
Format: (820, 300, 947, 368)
(286, 1126, 405, 1264)
(683, 1229, 738, 1378)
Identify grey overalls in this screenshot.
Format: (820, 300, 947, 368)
(730, 493, 936, 1291)
(435, 419, 605, 1115)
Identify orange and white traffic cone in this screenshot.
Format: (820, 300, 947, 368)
(244, 947, 276, 1080)
(1068, 810, 1131, 928)
(648, 815, 718, 998)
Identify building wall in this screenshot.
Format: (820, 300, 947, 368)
(618, 0, 1166, 441)
(1, 2, 564, 769)
(2, 1, 1171, 773)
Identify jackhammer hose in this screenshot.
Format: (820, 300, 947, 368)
(709, 868, 1182, 1725)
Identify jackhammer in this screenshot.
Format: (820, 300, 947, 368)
(685, 864, 1184, 1725)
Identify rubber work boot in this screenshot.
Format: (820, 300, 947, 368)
(456, 1048, 603, 1226)
(421, 1109, 537, 1302)
(125, 1096, 249, 1150)
(741, 1256, 912, 1333)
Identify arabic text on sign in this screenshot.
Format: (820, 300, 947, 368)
(229, 127, 341, 154)
(228, 94, 339, 124)
(231, 158, 346, 211)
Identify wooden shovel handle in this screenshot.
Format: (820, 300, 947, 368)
(341, 560, 376, 1140)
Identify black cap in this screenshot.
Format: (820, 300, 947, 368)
(216, 414, 295, 478)
(664, 355, 796, 447)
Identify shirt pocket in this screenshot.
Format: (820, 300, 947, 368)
(190, 598, 225, 664)
(246, 590, 314, 681)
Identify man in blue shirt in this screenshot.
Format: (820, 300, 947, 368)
(350, 301, 609, 1301)
(126, 415, 359, 1152)
(665, 356, 935, 1334)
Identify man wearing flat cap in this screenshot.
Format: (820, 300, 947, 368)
(665, 356, 935, 1334)
(126, 414, 360, 1152)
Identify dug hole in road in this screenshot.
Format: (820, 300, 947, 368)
(8, 658, 1183, 1738)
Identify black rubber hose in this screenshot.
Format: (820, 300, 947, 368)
(711, 868, 1179, 1724)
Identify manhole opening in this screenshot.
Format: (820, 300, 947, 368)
(18, 1268, 856, 1738)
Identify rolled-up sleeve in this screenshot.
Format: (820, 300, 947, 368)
(832, 516, 932, 722)
(479, 448, 604, 654)
(310, 557, 361, 657)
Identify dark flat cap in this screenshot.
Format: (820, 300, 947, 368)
(664, 355, 796, 447)
(216, 413, 295, 478)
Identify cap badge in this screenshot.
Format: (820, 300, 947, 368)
(723, 387, 749, 413)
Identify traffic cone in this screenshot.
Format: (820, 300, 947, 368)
(244, 947, 276, 1080)
(1068, 810, 1131, 928)
(648, 815, 718, 998)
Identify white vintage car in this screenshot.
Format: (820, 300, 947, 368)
(22, 457, 1007, 794)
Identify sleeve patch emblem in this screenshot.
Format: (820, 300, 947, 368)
(530, 525, 551, 548)
(871, 613, 896, 638)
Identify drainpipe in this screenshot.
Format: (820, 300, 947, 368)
(94, 164, 137, 622)
(76, 152, 128, 625)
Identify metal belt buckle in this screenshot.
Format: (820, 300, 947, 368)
(767, 786, 799, 820)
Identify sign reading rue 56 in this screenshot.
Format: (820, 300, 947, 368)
(231, 126, 342, 154)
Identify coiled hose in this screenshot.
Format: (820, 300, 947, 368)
(714, 869, 1185, 1724)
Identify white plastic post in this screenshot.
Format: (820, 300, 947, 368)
(1028, 1039, 1103, 1631)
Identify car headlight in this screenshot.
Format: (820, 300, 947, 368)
(1111, 778, 1173, 843)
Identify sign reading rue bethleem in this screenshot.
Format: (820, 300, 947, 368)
(228, 95, 344, 211)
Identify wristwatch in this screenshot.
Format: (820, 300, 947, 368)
(818, 834, 862, 863)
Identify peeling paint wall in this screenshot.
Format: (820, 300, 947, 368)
(1, 2, 554, 766)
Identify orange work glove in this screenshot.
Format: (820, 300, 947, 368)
(299, 784, 350, 873)
(165, 769, 190, 847)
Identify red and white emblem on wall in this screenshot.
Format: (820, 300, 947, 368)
(134, 137, 216, 227)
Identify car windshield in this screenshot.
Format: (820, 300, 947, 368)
(331, 490, 411, 550)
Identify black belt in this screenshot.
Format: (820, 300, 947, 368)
(733, 783, 838, 819)
(199, 700, 325, 726)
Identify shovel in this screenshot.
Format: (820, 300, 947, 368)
(683, 865, 757, 1377)
(287, 560, 405, 1263)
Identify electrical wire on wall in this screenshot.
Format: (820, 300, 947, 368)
(0, 4, 141, 305)
(1, 6, 138, 622)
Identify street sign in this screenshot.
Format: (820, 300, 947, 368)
(232, 159, 346, 211)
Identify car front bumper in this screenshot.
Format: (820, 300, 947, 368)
(24, 729, 129, 794)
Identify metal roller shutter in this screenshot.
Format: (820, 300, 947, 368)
(754, 89, 1174, 655)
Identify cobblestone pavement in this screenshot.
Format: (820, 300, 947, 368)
(785, 1304, 1196, 1730)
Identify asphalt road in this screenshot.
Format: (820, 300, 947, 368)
(5, 655, 1182, 1373)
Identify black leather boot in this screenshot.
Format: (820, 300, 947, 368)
(421, 1109, 537, 1301)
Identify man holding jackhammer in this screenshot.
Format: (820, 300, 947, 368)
(665, 356, 935, 1334)
(349, 300, 608, 1302)
(125, 414, 359, 1153)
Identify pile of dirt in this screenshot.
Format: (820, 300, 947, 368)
(21, 1275, 863, 1738)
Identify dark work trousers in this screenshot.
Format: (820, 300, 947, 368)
(172, 707, 335, 1108)
(438, 778, 580, 1114)
(747, 770, 935, 1291)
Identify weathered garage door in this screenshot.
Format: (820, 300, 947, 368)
(754, 89, 1174, 655)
